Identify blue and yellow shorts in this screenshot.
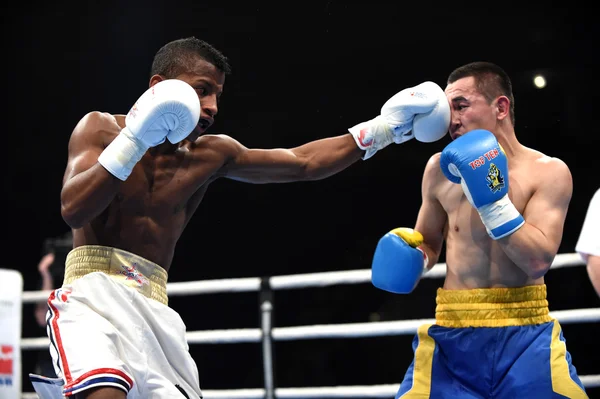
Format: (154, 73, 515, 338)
(396, 285, 588, 398)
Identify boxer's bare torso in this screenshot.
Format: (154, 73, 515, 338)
(60, 58, 363, 272)
(419, 147, 572, 289)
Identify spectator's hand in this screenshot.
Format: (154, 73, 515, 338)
(35, 303, 47, 327)
(36, 252, 55, 327)
(38, 253, 55, 276)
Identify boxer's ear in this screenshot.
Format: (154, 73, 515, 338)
(495, 96, 510, 121)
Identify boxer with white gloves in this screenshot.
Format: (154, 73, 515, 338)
(39, 36, 456, 399)
(99, 79, 201, 181)
(349, 81, 450, 159)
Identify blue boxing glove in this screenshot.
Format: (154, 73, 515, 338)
(440, 129, 525, 239)
(371, 228, 429, 294)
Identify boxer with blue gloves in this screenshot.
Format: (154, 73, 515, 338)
(372, 61, 587, 399)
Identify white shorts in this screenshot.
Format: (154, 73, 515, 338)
(45, 245, 202, 398)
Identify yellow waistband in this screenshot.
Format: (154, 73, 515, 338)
(435, 285, 552, 327)
(64, 245, 169, 305)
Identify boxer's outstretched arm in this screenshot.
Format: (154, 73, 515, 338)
(61, 112, 124, 228)
(216, 133, 363, 183)
(215, 81, 450, 183)
(498, 158, 573, 279)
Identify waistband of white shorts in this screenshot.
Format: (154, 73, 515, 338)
(64, 245, 168, 305)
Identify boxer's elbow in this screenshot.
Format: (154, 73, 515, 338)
(61, 203, 83, 229)
(61, 197, 88, 229)
(525, 256, 554, 280)
(527, 266, 549, 280)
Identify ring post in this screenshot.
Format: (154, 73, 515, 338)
(259, 277, 276, 399)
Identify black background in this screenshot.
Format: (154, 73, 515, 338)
(3, 2, 600, 397)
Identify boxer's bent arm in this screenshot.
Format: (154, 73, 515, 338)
(61, 112, 123, 228)
(413, 154, 446, 269)
(498, 158, 573, 279)
(218, 133, 363, 183)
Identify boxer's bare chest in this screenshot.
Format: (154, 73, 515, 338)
(440, 154, 543, 287)
(109, 148, 217, 223)
(441, 154, 539, 239)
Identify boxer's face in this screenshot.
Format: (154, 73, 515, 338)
(446, 77, 498, 140)
(178, 58, 226, 138)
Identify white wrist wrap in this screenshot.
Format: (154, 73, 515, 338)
(348, 116, 394, 160)
(478, 194, 525, 239)
(98, 128, 148, 181)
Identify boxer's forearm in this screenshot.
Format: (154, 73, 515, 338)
(290, 134, 363, 180)
(498, 222, 558, 279)
(61, 163, 122, 228)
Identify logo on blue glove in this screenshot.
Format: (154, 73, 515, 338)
(485, 163, 505, 193)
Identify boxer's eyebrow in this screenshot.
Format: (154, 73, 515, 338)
(196, 78, 223, 97)
(451, 96, 468, 103)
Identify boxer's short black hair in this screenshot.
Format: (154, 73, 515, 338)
(151, 36, 232, 78)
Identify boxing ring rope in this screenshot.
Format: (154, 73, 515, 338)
(19, 252, 600, 398)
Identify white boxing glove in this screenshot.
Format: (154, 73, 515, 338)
(98, 79, 201, 181)
(348, 81, 450, 159)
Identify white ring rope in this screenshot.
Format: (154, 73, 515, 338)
(20, 252, 600, 397)
(20, 308, 600, 350)
(20, 252, 585, 303)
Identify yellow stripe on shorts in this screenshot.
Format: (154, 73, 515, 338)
(550, 320, 588, 398)
(402, 324, 434, 398)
